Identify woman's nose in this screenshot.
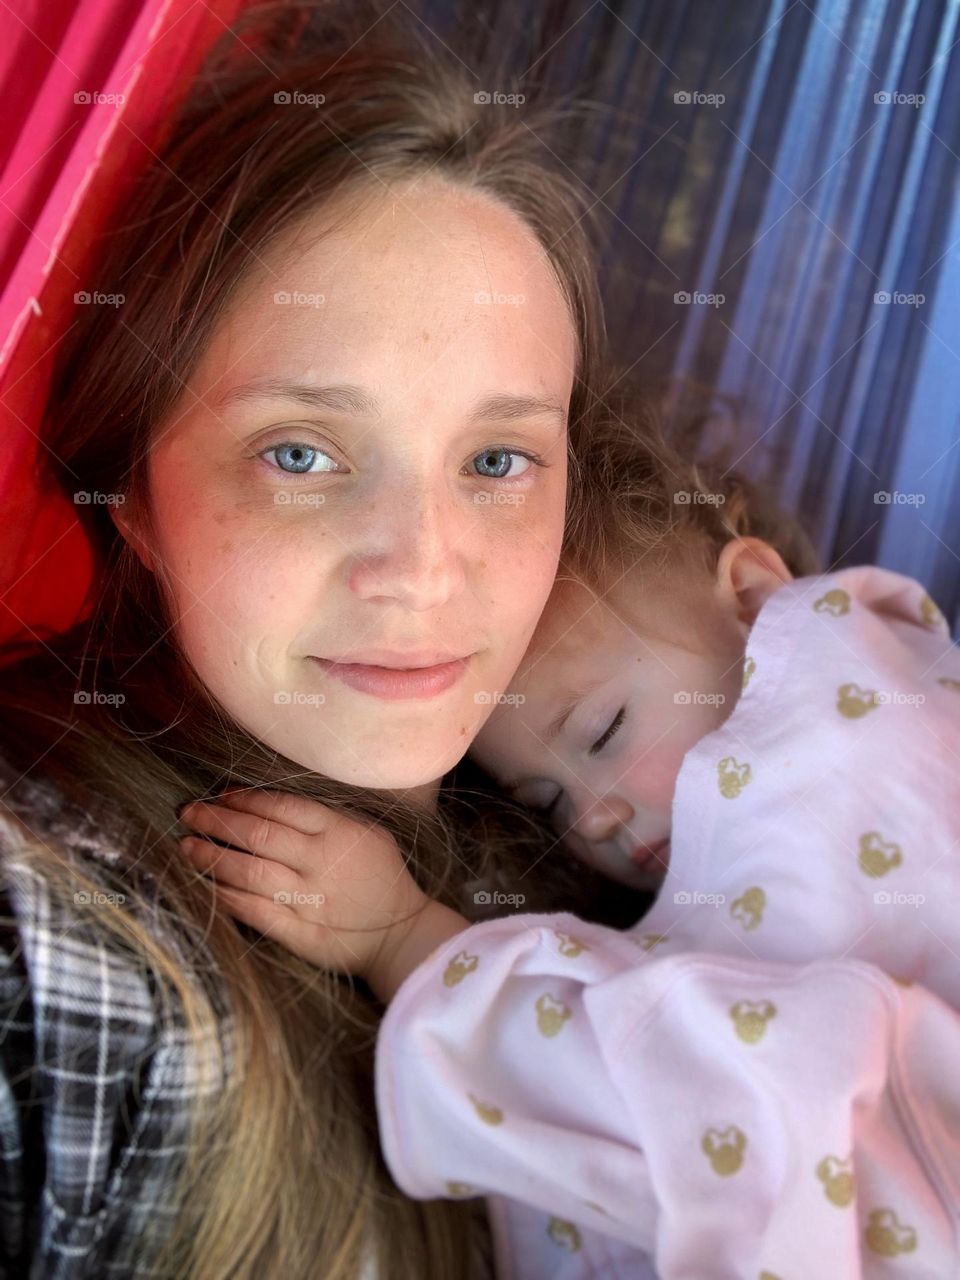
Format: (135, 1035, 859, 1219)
(569, 792, 634, 844)
(347, 482, 466, 610)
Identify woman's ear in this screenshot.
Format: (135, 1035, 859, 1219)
(714, 536, 792, 630)
(108, 500, 155, 573)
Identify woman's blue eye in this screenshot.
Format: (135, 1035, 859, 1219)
(262, 443, 337, 474)
(472, 448, 533, 479)
(259, 442, 543, 479)
(590, 706, 625, 756)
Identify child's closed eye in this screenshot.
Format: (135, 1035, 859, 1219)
(589, 705, 626, 755)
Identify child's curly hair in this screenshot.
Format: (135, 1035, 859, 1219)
(563, 376, 821, 590)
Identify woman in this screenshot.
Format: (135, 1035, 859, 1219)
(0, 3, 644, 1276)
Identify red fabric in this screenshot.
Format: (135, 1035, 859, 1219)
(0, 0, 250, 653)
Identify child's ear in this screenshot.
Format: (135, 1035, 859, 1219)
(714, 537, 792, 630)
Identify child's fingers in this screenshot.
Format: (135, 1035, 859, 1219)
(180, 836, 297, 903)
(213, 788, 337, 837)
(179, 801, 308, 871)
(212, 882, 366, 974)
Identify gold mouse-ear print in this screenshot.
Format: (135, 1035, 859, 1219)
(638, 932, 669, 952)
(445, 1181, 478, 1198)
(730, 886, 766, 931)
(814, 1154, 855, 1207)
(813, 587, 851, 617)
(836, 682, 881, 719)
(700, 1125, 747, 1176)
(742, 655, 757, 689)
(442, 950, 480, 987)
(553, 928, 589, 957)
(919, 592, 946, 631)
(937, 675, 960, 692)
(865, 1207, 918, 1257)
(857, 830, 903, 878)
(535, 992, 572, 1038)
(729, 999, 777, 1044)
(467, 1093, 503, 1126)
(717, 756, 752, 798)
(546, 1217, 582, 1253)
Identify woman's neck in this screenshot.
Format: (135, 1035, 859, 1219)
(388, 777, 441, 815)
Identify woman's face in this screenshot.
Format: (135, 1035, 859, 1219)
(122, 178, 576, 800)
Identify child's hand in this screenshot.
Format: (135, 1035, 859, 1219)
(176, 788, 440, 988)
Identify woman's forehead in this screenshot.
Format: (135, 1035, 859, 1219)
(181, 183, 577, 417)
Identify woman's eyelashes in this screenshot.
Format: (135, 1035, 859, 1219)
(589, 705, 626, 756)
(255, 437, 549, 483)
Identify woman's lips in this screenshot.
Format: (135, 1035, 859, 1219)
(307, 655, 470, 701)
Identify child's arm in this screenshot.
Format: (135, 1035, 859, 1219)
(374, 910, 957, 1277)
(177, 791, 956, 1277)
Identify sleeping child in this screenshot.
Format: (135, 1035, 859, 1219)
(177, 405, 960, 1279)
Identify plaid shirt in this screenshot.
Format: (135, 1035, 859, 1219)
(0, 757, 233, 1279)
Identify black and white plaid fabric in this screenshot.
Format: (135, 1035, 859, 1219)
(0, 759, 233, 1279)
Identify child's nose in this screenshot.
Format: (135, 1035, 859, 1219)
(570, 793, 634, 844)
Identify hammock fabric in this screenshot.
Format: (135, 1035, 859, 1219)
(0, 0, 249, 653)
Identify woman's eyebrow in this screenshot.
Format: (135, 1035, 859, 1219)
(213, 379, 566, 424)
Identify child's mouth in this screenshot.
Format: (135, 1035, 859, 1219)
(629, 838, 670, 868)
